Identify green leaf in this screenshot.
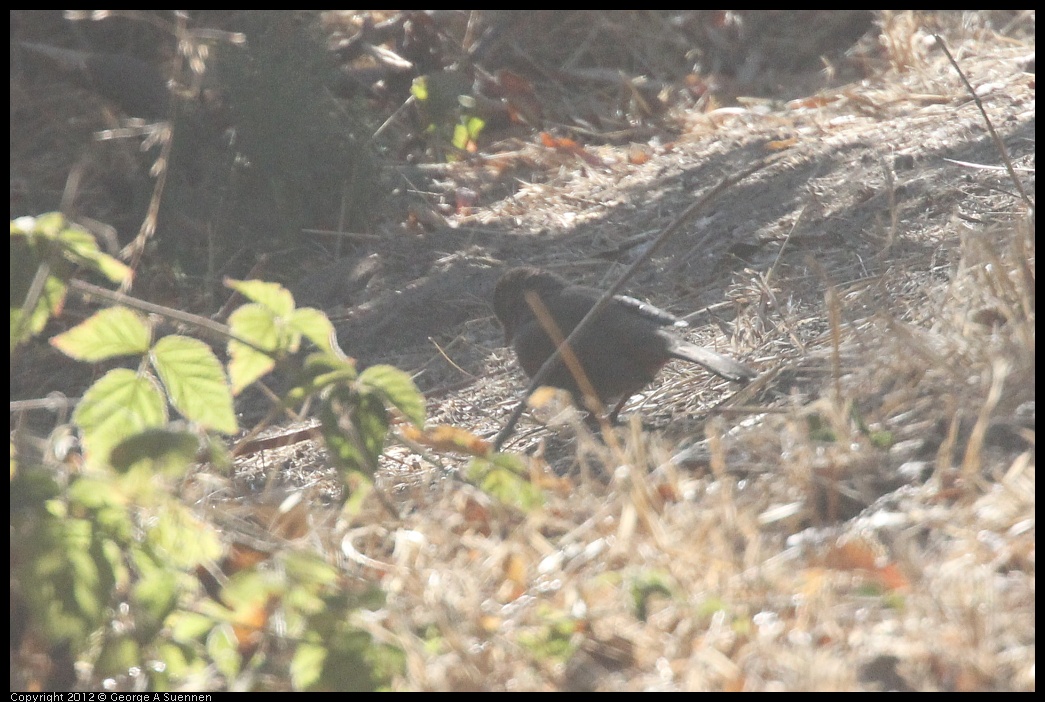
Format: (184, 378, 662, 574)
(288, 306, 338, 354)
(319, 389, 388, 478)
(131, 557, 179, 642)
(169, 611, 217, 642)
(95, 635, 142, 678)
(806, 413, 837, 442)
(359, 364, 426, 427)
(56, 224, 132, 284)
(10, 232, 68, 350)
(11, 214, 129, 350)
(283, 551, 339, 591)
(109, 428, 199, 477)
(228, 302, 282, 351)
(465, 115, 485, 140)
(451, 122, 471, 151)
(67, 477, 135, 542)
(11, 213, 130, 284)
(291, 641, 327, 691)
(285, 352, 357, 407)
(452, 116, 485, 152)
(206, 624, 242, 680)
(50, 307, 151, 361)
(226, 278, 295, 317)
(227, 303, 282, 393)
(146, 501, 223, 570)
(354, 392, 390, 472)
(151, 335, 237, 434)
(410, 75, 429, 101)
(74, 369, 167, 469)
(467, 454, 543, 511)
(16, 514, 118, 649)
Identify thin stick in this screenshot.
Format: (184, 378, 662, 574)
(934, 34, 1033, 211)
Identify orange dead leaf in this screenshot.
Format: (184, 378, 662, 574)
(400, 424, 491, 457)
(539, 132, 605, 167)
(627, 144, 652, 165)
(766, 137, 798, 151)
(230, 594, 280, 658)
(224, 542, 273, 573)
(824, 538, 910, 590)
(503, 552, 528, 591)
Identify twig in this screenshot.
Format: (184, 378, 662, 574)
(934, 34, 1033, 211)
(69, 278, 271, 354)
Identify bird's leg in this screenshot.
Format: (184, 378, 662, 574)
(607, 382, 645, 424)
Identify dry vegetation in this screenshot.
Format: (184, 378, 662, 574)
(11, 11, 1034, 691)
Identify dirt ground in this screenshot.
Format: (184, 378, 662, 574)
(228, 14, 1038, 691)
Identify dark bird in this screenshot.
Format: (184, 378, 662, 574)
(493, 266, 755, 422)
(21, 42, 170, 119)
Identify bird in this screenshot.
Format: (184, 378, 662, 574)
(492, 266, 755, 422)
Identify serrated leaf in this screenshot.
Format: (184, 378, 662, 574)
(227, 303, 283, 393)
(359, 364, 425, 427)
(50, 307, 151, 361)
(355, 392, 391, 466)
(288, 306, 338, 354)
(319, 389, 388, 478)
(12, 213, 130, 284)
(10, 235, 68, 350)
(57, 225, 132, 284)
(16, 514, 118, 649)
(286, 352, 358, 407)
(109, 428, 199, 477)
(147, 500, 223, 570)
(74, 369, 167, 469)
(151, 335, 237, 434)
(11, 276, 66, 351)
(85, 252, 133, 285)
(228, 303, 281, 352)
(225, 278, 295, 316)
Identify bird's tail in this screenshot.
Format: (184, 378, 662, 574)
(668, 341, 755, 383)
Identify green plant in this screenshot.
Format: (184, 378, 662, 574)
(11, 213, 416, 689)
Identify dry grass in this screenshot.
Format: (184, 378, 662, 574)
(327, 13, 1034, 691)
(324, 217, 1032, 691)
